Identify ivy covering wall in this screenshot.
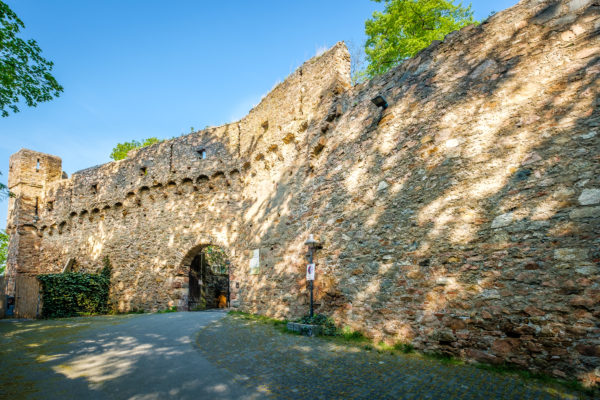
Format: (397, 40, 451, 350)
(37, 258, 111, 318)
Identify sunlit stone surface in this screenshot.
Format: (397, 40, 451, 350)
(6, 0, 600, 385)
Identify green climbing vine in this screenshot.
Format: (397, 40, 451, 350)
(204, 245, 228, 275)
(37, 257, 112, 318)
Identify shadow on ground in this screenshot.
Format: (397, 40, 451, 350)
(0, 312, 261, 400)
(196, 314, 589, 400)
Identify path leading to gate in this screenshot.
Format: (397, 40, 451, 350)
(0, 311, 589, 399)
(0, 311, 257, 399)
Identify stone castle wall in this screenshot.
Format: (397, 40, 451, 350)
(6, 0, 600, 382)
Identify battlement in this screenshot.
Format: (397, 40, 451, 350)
(7, 42, 350, 237)
(8, 149, 62, 190)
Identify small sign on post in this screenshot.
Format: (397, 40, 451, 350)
(306, 263, 315, 281)
(304, 234, 320, 318)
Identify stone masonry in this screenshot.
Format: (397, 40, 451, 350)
(5, 0, 600, 384)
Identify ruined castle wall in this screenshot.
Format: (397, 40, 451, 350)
(289, 0, 597, 381)
(7, 41, 347, 312)
(5, 150, 62, 293)
(240, 0, 600, 381)
(6, 0, 600, 382)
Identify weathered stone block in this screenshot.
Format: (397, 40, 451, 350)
(575, 344, 600, 357)
(492, 338, 520, 358)
(377, 181, 389, 191)
(286, 322, 322, 337)
(465, 349, 502, 365)
(578, 189, 600, 205)
(570, 206, 600, 219)
(569, 0, 594, 12)
(570, 296, 596, 310)
(491, 213, 513, 229)
(554, 248, 588, 262)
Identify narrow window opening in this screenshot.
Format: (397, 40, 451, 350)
(140, 167, 147, 176)
(91, 184, 98, 194)
(35, 197, 39, 216)
(36, 159, 40, 172)
(197, 149, 207, 159)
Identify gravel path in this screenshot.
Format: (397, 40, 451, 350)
(0, 311, 589, 399)
(196, 314, 586, 400)
(0, 311, 258, 400)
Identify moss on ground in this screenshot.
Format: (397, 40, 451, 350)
(226, 311, 597, 397)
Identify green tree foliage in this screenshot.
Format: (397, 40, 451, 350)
(0, 229, 8, 275)
(109, 137, 163, 161)
(204, 245, 228, 275)
(0, 1, 63, 117)
(364, 0, 477, 77)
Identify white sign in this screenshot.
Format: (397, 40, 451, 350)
(306, 263, 315, 281)
(249, 249, 260, 275)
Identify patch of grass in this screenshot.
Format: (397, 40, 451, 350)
(228, 311, 294, 336)
(393, 341, 415, 353)
(229, 312, 372, 343)
(224, 313, 596, 396)
(228, 311, 286, 327)
(374, 340, 415, 354)
(375, 341, 395, 354)
(339, 326, 369, 343)
(156, 306, 177, 314)
(474, 362, 598, 397)
(377, 341, 393, 351)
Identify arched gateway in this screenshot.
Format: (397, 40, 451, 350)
(181, 244, 230, 311)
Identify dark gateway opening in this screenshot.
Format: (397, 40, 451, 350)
(188, 246, 230, 310)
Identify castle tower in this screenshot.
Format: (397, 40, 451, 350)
(5, 149, 62, 295)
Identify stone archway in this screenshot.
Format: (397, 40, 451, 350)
(182, 244, 230, 311)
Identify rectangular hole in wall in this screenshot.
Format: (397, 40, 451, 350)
(36, 159, 40, 172)
(197, 149, 207, 159)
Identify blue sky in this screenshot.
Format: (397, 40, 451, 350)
(0, 0, 518, 229)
